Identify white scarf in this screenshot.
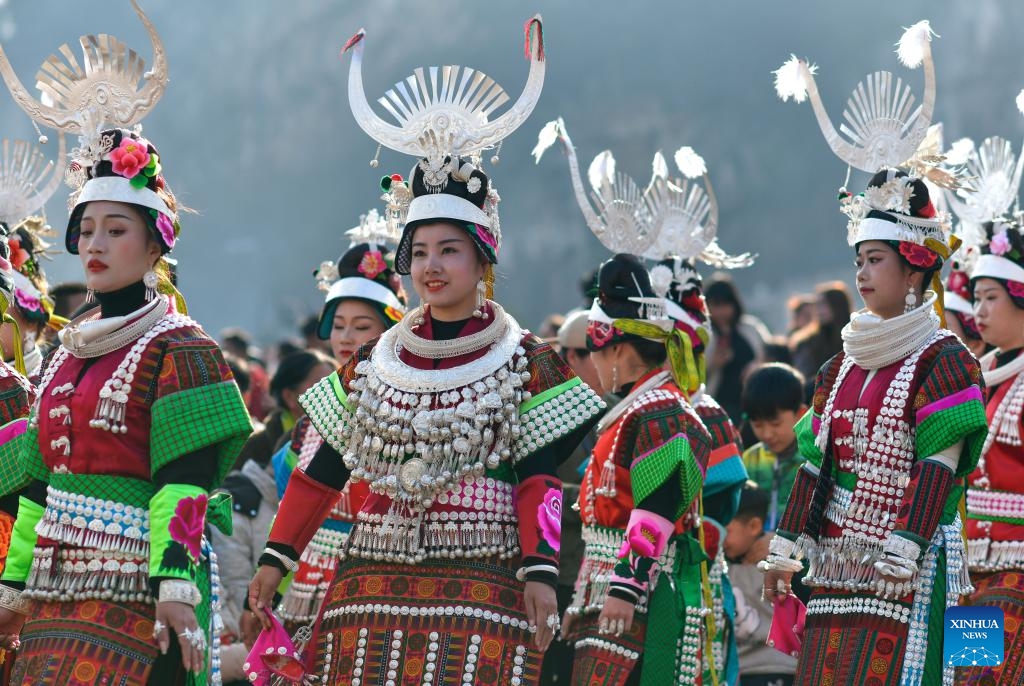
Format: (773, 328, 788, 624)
(842, 291, 940, 370)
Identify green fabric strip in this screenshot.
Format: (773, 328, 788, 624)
(921, 547, 948, 684)
(915, 400, 987, 478)
(18, 421, 47, 483)
(631, 435, 703, 520)
(794, 410, 823, 469)
(519, 377, 580, 415)
(1, 497, 43, 582)
(329, 370, 348, 406)
(48, 473, 153, 508)
(150, 380, 252, 486)
(0, 419, 30, 497)
(149, 484, 207, 582)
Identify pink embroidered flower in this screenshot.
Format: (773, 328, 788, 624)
(898, 241, 938, 269)
(1007, 280, 1024, 299)
(536, 488, 561, 553)
(13, 287, 41, 314)
(109, 138, 151, 179)
(587, 320, 615, 348)
(946, 270, 968, 297)
(358, 250, 386, 279)
(155, 212, 176, 248)
(168, 493, 208, 564)
(990, 229, 1012, 256)
(616, 516, 666, 559)
(474, 224, 498, 251)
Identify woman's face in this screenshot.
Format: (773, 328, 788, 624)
(329, 299, 387, 366)
(409, 223, 486, 320)
(855, 241, 915, 319)
(974, 278, 1024, 351)
(707, 299, 735, 330)
(78, 201, 161, 293)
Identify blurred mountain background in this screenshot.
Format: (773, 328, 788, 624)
(1, 0, 1021, 342)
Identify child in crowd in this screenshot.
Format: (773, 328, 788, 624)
(725, 482, 797, 686)
(740, 363, 807, 531)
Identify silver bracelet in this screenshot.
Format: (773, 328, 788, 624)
(767, 535, 799, 559)
(158, 579, 202, 607)
(0, 585, 31, 615)
(262, 547, 299, 573)
(515, 563, 558, 582)
(882, 534, 922, 564)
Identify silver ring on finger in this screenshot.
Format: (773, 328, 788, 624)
(179, 626, 206, 650)
(614, 618, 625, 636)
(546, 613, 560, 632)
(152, 620, 166, 639)
(598, 618, 609, 634)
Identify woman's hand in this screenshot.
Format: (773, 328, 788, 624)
(247, 565, 284, 631)
(762, 569, 795, 601)
(239, 609, 263, 649)
(154, 601, 205, 673)
(523, 581, 559, 652)
(0, 607, 26, 650)
(597, 596, 635, 637)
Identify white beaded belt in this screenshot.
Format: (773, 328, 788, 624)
(806, 595, 912, 624)
(321, 601, 533, 632)
(37, 487, 150, 555)
(24, 545, 150, 603)
(967, 488, 1024, 522)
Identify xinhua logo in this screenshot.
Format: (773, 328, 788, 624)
(944, 606, 1004, 668)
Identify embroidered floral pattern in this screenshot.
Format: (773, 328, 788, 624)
(898, 241, 938, 269)
(13, 287, 42, 315)
(358, 250, 387, 280)
(613, 516, 667, 585)
(168, 493, 207, 564)
(536, 487, 561, 555)
(109, 138, 151, 180)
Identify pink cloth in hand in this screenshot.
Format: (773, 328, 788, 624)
(767, 594, 806, 658)
(243, 610, 306, 684)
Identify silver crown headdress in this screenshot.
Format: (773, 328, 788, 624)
(0, 0, 166, 187)
(943, 136, 1023, 245)
(533, 118, 753, 270)
(341, 16, 545, 249)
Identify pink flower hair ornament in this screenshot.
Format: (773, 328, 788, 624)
(1007, 280, 1024, 300)
(358, 249, 387, 280)
(13, 287, 42, 315)
(109, 138, 151, 181)
(897, 241, 938, 269)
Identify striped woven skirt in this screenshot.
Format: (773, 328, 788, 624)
(308, 556, 542, 685)
(954, 570, 1024, 686)
(8, 599, 184, 685)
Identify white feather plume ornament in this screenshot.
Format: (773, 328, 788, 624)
(1017, 89, 1024, 117)
(652, 151, 669, 181)
(773, 56, 815, 103)
(896, 20, 936, 69)
(648, 264, 674, 298)
(532, 118, 563, 164)
(588, 150, 616, 191)
(673, 147, 706, 179)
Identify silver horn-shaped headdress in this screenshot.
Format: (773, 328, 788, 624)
(343, 16, 545, 168)
(532, 117, 654, 255)
(0, 0, 166, 166)
(773, 20, 936, 173)
(0, 133, 66, 229)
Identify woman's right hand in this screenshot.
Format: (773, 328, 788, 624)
(247, 566, 284, 631)
(762, 569, 795, 601)
(0, 607, 25, 650)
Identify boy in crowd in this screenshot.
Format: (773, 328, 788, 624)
(740, 363, 807, 531)
(725, 482, 797, 686)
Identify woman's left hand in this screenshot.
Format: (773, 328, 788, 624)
(154, 600, 205, 673)
(523, 581, 559, 652)
(597, 595, 635, 638)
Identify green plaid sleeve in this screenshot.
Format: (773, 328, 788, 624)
(150, 339, 253, 486)
(0, 418, 32, 497)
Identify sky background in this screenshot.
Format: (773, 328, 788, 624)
(1, 0, 1022, 344)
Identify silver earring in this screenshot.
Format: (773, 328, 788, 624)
(611, 364, 619, 393)
(143, 270, 159, 302)
(473, 279, 488, 319)
(904, 284, 917, 313)
(85, 289, 95, 304)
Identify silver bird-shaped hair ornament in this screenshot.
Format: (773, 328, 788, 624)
(773, 20, 937, 174)
(342, 15, 545, 171)
(0, 0, 166, 170)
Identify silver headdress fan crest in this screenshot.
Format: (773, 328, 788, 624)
(773, 20, 936, 174)
(341, 16, 545, 254)
(344, 208, 401, 250)
(532, 117, 655, 255)
(943, 135, 1024, 242)
(0, 0, 167, 205)
(0, 134, 66, 230)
